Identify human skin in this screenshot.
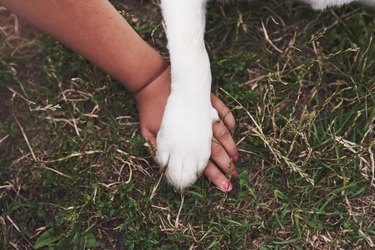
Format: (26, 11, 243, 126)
(0, 0, 238, 191)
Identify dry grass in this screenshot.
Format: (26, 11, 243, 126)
(0, 0, 374, 249)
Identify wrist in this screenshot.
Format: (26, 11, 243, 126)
(135, 65, 171, 108)
(121, 50, 166, 92)
(133, 62, 170, 95)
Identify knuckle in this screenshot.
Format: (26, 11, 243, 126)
(224, 112, 236, 128)
(216, 125, 229, 138)
(211, 142, 223, 157)
(227, 117, 236, 130)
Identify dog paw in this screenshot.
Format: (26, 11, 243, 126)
(156, 94, 218, 192)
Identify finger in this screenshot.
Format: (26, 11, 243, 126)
(211, 94, 236, 133)
(204, 161, 233, 192)
(141, 127, 158, 158)
(212, 120, 238, 161)
(141, 127, 157, 145)
(211, 137, 238, 177)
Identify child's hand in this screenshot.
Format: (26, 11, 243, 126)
(135, 67, 238, 192)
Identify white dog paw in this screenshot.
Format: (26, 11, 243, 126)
(156, 94, 218, 192)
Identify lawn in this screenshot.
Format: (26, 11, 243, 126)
(0, 0, 374, 249)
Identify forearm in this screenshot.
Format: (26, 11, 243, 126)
(0, 0, 165, 92)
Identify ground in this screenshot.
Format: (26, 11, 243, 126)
(0, 0, 374, 249)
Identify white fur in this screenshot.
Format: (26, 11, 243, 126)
(302, 0, 358, 9)
(157, 0, 219, 191)
(158, 0, 375, 191)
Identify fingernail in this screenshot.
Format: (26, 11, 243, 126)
(233, 154, 239, 162)
(221, 180, 233, 192)
(232, 169, 238, 178)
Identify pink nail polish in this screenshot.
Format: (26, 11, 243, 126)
(233, 154, 239, 162)
(227, 183, 233, 192)
(232, 169, 238, 178)
(221, 180, 233, 192)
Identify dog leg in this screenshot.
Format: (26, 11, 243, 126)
(157, 0, 218, 191)
(302, 0, 375, 9)
(360, 0, 375, 7)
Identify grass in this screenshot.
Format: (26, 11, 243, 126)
(0, 0, 374, 249)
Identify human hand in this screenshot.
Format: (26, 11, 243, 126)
(135, 67, 238, 192)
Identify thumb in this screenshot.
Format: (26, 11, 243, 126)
(141, 127, 157, 146)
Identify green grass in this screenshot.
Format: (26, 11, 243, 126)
(1, 0, 374, 249)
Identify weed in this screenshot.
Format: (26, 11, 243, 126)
(0, 1, 374, 249)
